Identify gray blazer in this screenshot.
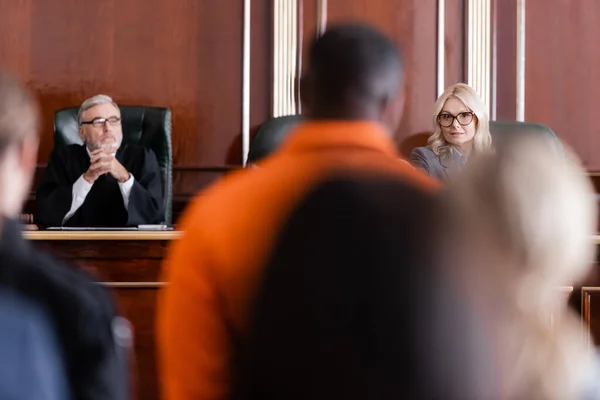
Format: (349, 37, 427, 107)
(410, 146, 467, 182)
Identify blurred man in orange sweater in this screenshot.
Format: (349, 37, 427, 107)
(157, 22, 439, 400)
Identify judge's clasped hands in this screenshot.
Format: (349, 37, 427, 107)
(83, 145, 130, 183)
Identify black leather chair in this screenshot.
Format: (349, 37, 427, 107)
(53, 106, 173, 223)
(247, 115, 304, 163)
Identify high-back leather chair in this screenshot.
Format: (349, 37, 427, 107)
(489, 120, 562, 150)
(248, 115, 304, 163)
(53, 106, 173, 223)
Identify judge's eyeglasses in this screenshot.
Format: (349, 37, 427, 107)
(80, 116, 122, 128)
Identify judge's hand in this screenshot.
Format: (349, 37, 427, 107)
(83, 148, 130, 183)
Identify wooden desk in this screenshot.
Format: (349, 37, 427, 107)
(26, 230, 181, 400)
(24, 230, 182, 241)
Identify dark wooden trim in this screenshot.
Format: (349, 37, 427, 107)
(494, 0, 517, 120)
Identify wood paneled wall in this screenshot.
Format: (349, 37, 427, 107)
(494, 0, 600, 171)
(0, 0, 270, 198)
(4, 0, 600, 194)
(7, 0, 457, 219)
(525, 0, 600, 170)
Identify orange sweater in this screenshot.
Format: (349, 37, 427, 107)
(157, 121, 439, 400)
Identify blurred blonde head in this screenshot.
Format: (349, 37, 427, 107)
(429, 83, 492, 156)
(445, 134, 596, 399)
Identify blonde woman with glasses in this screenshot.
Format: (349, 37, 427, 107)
(410, 83, 492, 181)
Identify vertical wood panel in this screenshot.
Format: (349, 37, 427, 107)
(300, 0, 318, 94)
(492, 0, 516, 120)
(444, 0, 466, 87)
(523, 0, 600, 169)
(250, 1, 270, 130)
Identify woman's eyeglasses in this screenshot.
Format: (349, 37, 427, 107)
(437, 111, 474, 127)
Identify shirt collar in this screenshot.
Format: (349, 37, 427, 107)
(452, 147, 467, 164)
(277, 120, 399, 158)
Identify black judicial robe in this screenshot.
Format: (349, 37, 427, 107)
(36, 144, 165, 227)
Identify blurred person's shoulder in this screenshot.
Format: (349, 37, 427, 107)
(0, 218, 117, 316)
(0, 219, 129, 395)
(31, 246, 116, 320)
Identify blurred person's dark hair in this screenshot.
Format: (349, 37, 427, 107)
(233, 173, 500, 399)
(444, 132, 598, 399)
(300, 23, 405, 132)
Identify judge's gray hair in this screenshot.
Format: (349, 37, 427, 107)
(78, 94, 120, 124)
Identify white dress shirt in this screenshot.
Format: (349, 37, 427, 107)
(62, 148, 134, 225)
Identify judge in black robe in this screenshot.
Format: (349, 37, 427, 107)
(36, 143, 165, 227)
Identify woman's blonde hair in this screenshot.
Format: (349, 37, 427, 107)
(445, 134, 597, 399)
(428, 83, 492, 156)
